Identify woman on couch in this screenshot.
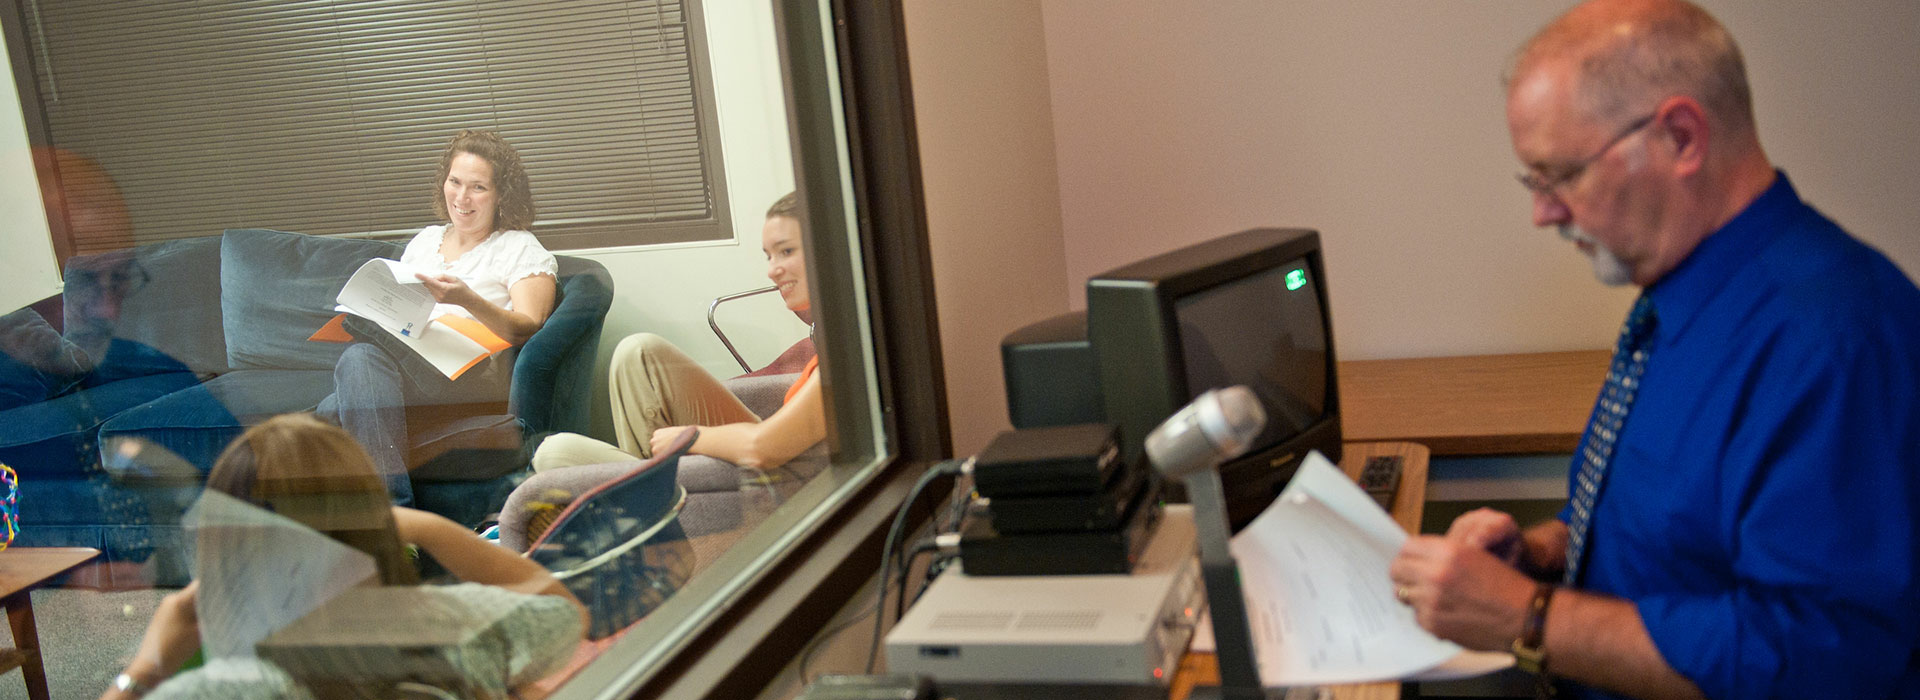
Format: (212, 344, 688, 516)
(532, 192, 823, 472)
(101, 414, 583, 700)
(318, 129, 557, 505)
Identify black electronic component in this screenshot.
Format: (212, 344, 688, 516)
(985, 467, 1151, 534)
(957, 484, 1162, 576)
(971, 423, 1122, 499)
(1359, 455, 1403, 511)
(999, 311, 1104, 429)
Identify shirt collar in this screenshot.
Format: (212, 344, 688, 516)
(1644, 170, 1799, 342)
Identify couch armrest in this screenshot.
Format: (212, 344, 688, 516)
(510, 256, 613, 438)
(723, 373, 799, 420)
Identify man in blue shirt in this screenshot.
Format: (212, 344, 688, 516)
(1387, 1, 1920, 698)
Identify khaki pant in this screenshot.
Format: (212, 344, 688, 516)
(531, 333, 758, 471)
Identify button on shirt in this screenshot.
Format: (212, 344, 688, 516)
(1563, 173, 1920, 699)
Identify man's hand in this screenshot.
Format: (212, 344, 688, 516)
(1389, 535, 1538, 651)
(1446, 507, 1524, 566)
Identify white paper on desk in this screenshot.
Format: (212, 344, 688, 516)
(336, 258, 436, 337)
(183, 490, 379, 659)
(1216, 451, 1513, 686)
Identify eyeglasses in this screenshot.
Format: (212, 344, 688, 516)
(67, 259, 150, 297)
(1515, 113, 1657, 197)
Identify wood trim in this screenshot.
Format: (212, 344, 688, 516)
(1338, 351, 1610, 456)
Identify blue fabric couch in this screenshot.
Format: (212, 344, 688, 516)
(0, 229, 612, 586)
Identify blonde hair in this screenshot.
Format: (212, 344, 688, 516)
(207, 414, 418, 585)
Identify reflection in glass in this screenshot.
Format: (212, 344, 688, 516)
(1, 0, 888, 696)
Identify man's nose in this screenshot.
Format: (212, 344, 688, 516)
(1531, 191, 1571, 228)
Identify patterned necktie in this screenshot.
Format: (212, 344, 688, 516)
(1564, 295, 1657, 586)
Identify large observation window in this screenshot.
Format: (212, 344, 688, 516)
(0, 0, 941, 697)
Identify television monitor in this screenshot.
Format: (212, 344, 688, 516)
(999, 310, 1103, 429)
(1087, 228, 1341, 529)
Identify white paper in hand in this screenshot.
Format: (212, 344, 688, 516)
(335, 258, 436, 337)
(1226, 451, 1513, 686)
(184, 490, 380, 659)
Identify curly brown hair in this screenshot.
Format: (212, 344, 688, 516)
(432, 129, 536, 232)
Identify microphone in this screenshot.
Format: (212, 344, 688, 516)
(1144, 386, 1269, 699)
(1144, 385, 1266, 479)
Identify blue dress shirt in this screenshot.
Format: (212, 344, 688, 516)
(1564, 173, 1920, 699)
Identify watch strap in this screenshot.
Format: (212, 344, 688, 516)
(1511, 582, 1558, 698)
(1511, 582, 1556, 674)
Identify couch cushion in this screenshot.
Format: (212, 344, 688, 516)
(64, 235, 230, 374)
(220, 229, 401, 371)
(99, 369, 335, 473)
(0, 372, 202, 478)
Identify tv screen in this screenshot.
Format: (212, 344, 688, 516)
(1173, 261, 1328, 453)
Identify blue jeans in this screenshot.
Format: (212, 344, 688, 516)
(316, 332, 513, 506)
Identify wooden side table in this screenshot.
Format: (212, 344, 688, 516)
(1170, 442, 1429, 700)
(1, 547, 101, 700)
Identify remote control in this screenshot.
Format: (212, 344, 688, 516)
(1359, 455, 1403, 511)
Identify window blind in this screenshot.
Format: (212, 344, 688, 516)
(19, 0, 728, 256)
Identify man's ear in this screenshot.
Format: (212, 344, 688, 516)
(1658, 96, 1710, 177)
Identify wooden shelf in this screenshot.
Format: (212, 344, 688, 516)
(1339, 350, 1609, 456)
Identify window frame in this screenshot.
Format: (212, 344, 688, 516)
(546, 0, 949, 697)
(0, 0, 734, 263)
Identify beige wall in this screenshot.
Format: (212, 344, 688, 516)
(1035, 0, 1920, 361)
(903, 0, 1920, 458)
(904, 1, 1070, 456)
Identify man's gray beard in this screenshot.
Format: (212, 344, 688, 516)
(1558, 225, 1634, 287)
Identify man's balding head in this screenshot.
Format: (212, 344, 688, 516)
(1508, 0, 1755, 141)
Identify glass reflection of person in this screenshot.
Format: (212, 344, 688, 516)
(99, 414, 583, 700)
(316, 130, 558, 506)
(533, 192, 825, 472)
(1, 148, 165, 405)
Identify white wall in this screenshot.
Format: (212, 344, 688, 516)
(904, 1, 1070, 456)
(0, 35, 63, 311)
(568, 0, 808, 437)
(0, 3, 807, 440)
(1036, 0, 1920, 361)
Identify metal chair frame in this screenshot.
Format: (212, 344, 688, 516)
(707, 285, 779, 374)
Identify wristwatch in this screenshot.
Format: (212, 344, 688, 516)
(1511, 582, 1557, 675)
(114, 672, 156, 696)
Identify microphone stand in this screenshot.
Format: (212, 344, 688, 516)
(1179, 468, 1267, 700)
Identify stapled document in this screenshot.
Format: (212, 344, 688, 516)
(309, 259, 511, 379)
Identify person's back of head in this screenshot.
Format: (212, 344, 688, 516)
(206, 414, 418, 585)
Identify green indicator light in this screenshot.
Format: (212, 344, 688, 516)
(1285, 269, 1307, 291)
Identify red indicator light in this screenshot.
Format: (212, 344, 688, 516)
(1153, 667, 1165, 679)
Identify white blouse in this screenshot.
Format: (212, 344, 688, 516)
(401, 225, 557, 319)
